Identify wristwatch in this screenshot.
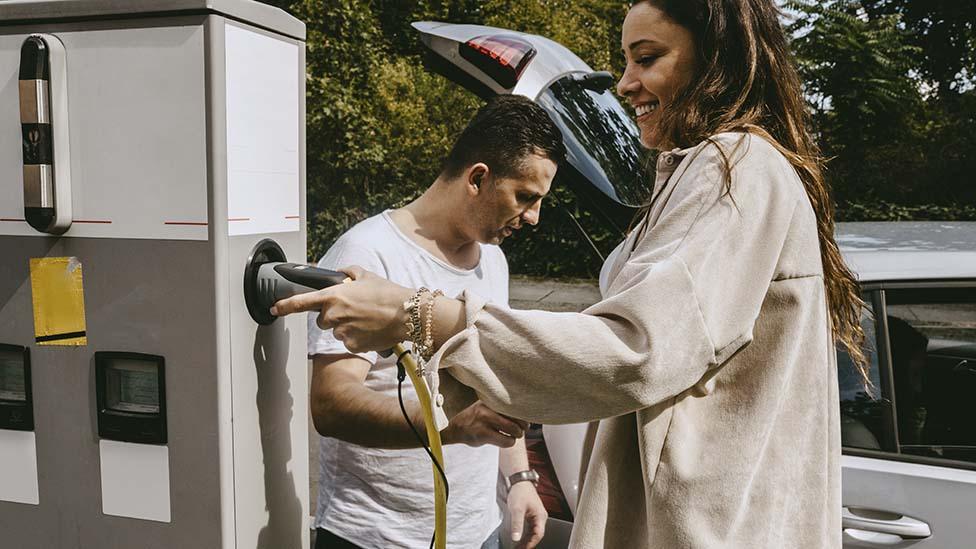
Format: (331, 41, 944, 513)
(505, 469, 540, 492)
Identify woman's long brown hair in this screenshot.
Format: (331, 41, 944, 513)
(644, 0, 870, 380)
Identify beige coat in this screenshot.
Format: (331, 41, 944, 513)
(429, 132, 841, 548)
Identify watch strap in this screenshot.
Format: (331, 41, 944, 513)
(505, 469, 540, 492)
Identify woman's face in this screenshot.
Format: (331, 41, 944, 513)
(616, 2, 698, 149)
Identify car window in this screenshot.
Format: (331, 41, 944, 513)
(838, 296, 889, 451)
(535, 75, 651, 208)
(885, 287, 976, 464)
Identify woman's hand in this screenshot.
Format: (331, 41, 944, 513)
(270, 266, 413, 353)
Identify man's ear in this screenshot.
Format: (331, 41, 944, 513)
(466, 163, 490, 194)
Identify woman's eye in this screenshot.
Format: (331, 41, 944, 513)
(637, 55, 658, 66)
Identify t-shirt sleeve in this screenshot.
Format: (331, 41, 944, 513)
(489, 245, 509, 306)
(429, 134, 807, 424)
(307, 232, 387, 364)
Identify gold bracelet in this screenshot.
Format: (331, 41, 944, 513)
(403, 287, 428, 344)
(421, 289, 443, 361)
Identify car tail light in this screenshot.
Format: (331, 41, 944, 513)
(459, 35, 536, 89)
(524, 424, 574, 521)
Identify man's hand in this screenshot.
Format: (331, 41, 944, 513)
(441, 401, 528, 448)
(508, 482, 547, 548)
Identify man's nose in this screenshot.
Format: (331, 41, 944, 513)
(522, 202, 541, 226)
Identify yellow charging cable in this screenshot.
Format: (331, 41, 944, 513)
(394, 343, 447, 549)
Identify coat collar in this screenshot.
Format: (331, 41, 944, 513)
(652, 145, 696, 198)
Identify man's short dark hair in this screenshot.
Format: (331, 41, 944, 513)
(441, 95, 566, 181)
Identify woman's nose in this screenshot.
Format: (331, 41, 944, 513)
(616, 65, 639, 97)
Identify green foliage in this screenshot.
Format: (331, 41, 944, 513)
(275, 0, 629, 275)
(860, 0, 976, 98)
(788, 1, 976, 209)
(266, 0, 975, 276)
(291, 0, 481, 262)
(840, 201, 976, 221)
(787, 1, 924, 201)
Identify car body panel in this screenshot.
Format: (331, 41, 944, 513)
(842, 455, 976, 547)
(412, 21, 591, 99)
(541, 423, 589, 515)
(838, 222, 976, 282)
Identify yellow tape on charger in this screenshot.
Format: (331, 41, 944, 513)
(29, 257, 88, 346)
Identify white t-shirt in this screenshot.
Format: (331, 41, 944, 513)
(309, 210, 509, 549)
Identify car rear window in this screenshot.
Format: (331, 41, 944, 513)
(536, 74, 651, 208)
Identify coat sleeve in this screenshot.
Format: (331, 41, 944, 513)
(430, 134, 807, 424)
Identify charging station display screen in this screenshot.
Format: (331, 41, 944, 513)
(95, 352, 166, 443)
(0, 350, 26, 402)
(105, 361, 159, 414)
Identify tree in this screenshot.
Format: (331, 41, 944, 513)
(272, 0, 632, 275)
(860, 0, 976, 99)
(263, 0, 976, 275)
(787, 1, 921, 204)
(788, 0, 976, 209)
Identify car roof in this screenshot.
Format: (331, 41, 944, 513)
(837, 221, 976, 283)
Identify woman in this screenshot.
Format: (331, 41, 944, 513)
(275, 1, 866, 546)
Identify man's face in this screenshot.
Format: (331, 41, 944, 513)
(472, 154, 557, 245)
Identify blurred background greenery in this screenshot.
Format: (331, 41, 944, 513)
(260, 0, 976, 278)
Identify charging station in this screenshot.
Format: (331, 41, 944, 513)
(0, 2, 309, 547)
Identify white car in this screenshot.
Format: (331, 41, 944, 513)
(413, 21, 976, 549)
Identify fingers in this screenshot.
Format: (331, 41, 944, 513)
(271, 288, 332, 316)
(485, 430, 518, 448)
(510, 509, 525, 546)
(270, 264, 368, 317)
(511, 508, 546, 548)
(514, 509, 546, 548)
(525, 513, 546, 548)
(504, 414, 530, 432)
(485, 411, 527, 439)
(338, 264, 366, 280)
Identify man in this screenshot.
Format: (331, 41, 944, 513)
(309, 95, 566, 549)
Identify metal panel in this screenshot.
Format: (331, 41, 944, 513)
(18, 79, 48, 123)
(207, 16, 309, 549)
(1, 7, 308, 548)
(0, 237, 222, 549)
(0, 0, 305, 41)
(0, 22, 211, 240)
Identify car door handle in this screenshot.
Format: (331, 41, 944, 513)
(842, 507, 932, 540)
